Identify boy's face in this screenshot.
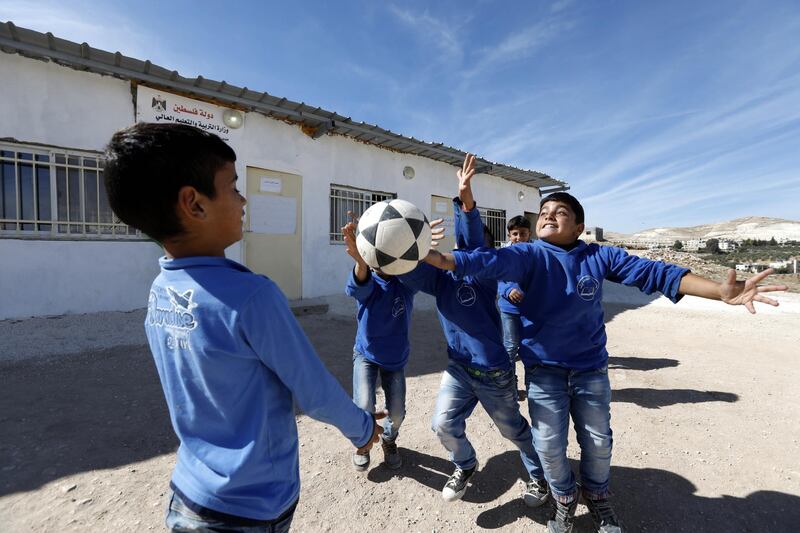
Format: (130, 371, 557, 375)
(507, 227, 531, 244)
(536, 200, 584, 246)
(205, 161, 247, 247)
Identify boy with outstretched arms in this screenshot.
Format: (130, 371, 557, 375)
(498, 215, 533, 399)
(340, 219, 418, 471)
(422, 191, 787, 533)
(104, 123, 383, 532)
(397, 155, 549, 506)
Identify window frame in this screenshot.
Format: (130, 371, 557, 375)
(0, 142, 143, 240)
(329, 183, 396, 244)
(478, 206, 507, 248)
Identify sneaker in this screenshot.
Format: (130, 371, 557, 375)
(352, 451, 370, 471)
(583, 495, 623, 533)
(523, 477, 550, 507)
(547, 498, 578, 533)
(380, 436, 402, 470)
(442, 462, 478, 502)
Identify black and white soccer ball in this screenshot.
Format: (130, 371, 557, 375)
(356, 199, 432, 275)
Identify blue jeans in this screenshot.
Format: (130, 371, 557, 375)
(431, 360, 543, 480)
(525, 364, 613, 502)
(352, 351, 406, 442)
(165, 490, 295, 532)
(500, 312, 522, 366)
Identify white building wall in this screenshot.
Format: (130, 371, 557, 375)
(1, 52, 542, 319)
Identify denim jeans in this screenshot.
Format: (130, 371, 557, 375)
(165, 490, 295, 532)
(431, 360, 543, 480)
(500, 311, 522, 366)
(525, 364, 613, 502)
(352, 351, 406, 442)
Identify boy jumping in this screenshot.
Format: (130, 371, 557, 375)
(104, 123, 383, 531)
(422, 191, 786, 533)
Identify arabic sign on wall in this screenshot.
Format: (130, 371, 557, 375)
(136, 85, 244, 144)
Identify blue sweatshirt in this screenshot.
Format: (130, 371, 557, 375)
(453, 240, 690, 370)
(399, 201, 510, 371)
(145, 256, 373, 520)
(345, 269, 416, 370)
(497, 280, 523, 315)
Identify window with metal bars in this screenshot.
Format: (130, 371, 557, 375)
(0, 143, 140, 238)
(478, 206, 507, 248)
(329, 184, 396, 243)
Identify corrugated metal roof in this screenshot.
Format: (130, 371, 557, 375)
(0, 21, 568, 191)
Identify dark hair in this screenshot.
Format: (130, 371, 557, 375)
(103, 123, 236, 242)
(539, 192, 584, 224)
(507, 215, 531, 232)
(482, 224, 495, 248)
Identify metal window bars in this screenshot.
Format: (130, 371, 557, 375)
(329, 184, 396, 243)
(478, 206, 507, 248)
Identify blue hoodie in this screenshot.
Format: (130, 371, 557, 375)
(453, 240, 690, 370)
(399, 200, 510, 371)
(346, 269, 416, 370)
(145, 256, 373, 520)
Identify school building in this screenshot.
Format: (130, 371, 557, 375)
(0, 21, 569, 320)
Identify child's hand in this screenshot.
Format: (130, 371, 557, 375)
(457, 154, 476, 211)
(356, 410, 388, 454)
(719, 268, 788, 314)
(342, 222, 367, 265)
(430, 217, 445, 248)
(508, 288, 525, 303)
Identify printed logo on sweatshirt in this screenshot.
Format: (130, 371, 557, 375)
(391, 296, 406, 317)
(147, 287, 198, 331)
(577, 275, 600, 301)
(456, 283, 477, 307)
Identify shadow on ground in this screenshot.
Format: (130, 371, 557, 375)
(475, 461, 800, 531)
(612, 388, 738, 409)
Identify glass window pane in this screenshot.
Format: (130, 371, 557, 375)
(68, 156, 80, 166)
(68, 167, 81, 233)
(19, 152, 33, 161)
(1, 150, 15, 158)
(83, 157, 97, 168)
(55, 154, 66, 164)
(84, 170, 99, 233)
(20, 163, 34, 230)
(98, 171, 114, 225)
(35, 154, 50, 163)
(36, 166, 51, 231)
(1, 162, 17, 230)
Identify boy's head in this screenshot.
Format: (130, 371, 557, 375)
(506, 215, 532, 244)
(104, 123, 243, 248)
(537, 192, 585, 246)
(483, 224, 496, 248)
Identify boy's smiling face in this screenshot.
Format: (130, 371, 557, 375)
(205, 161, 247, 249)
(536, 200, 584, 246)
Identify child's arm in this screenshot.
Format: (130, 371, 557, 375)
(678, 269, 787, 314)
(342, 221, 370, 284)
(502, 283, 525, 304)
(457, 153, 477, 211)
(242, 281, 382, 451)
(424, 246, 531, 283)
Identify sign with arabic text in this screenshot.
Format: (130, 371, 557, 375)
(136, 86, 244, 144)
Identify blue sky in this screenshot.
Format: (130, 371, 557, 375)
(3, 0, 799, 232)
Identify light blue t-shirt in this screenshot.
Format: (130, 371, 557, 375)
(146, 256, 373, 520)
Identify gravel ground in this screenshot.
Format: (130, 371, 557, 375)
(1, 291, 798, 532)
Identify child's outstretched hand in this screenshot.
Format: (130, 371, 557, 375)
(356, 410, 388, 455)
(508, 288, 525, 304)
(341, 221, 365, 265)
(457, 153, 476, 210)
(430, 217, 445, 248)
(719, 268, 788, 314)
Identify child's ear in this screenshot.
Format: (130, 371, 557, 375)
(177, 186, 206, 221)
(576, 223, 585, 238)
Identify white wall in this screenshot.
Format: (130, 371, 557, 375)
(1, 51, 543, 318)
(0, 239, 162, 318)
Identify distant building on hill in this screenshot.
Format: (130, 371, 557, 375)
(583, 227, 604, 241)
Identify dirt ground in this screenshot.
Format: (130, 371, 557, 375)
(1, 295, 799, 532)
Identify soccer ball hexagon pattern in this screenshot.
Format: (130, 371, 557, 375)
(356, 199, 432, 275)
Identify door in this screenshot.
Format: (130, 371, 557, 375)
(524, 210, 538, 240)
(244, 167, 302, 299)
(431, 195, 456, 252)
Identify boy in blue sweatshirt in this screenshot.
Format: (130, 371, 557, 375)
(398, 155, 549, 507)
(498, 215, 533, 400)
(103, 123, 383, 532)
(341, 220, 417, 471)
(423, 192, 787, 533)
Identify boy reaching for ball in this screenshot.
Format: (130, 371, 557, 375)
(341, 217, 425, 471)
(396, 154, 549, 506)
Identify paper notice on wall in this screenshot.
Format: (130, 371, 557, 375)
(248, 195, 296, 235)
(259, 177, 282, 193)
(136, 85, 244, 144)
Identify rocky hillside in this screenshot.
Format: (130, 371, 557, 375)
(610, 216, 800, 242)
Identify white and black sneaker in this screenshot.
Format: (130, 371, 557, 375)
(352, 451, 370, 471)
(547, 498, 578, 533)
(583, 496, 624, 533)
(442, 461, 478, 502)
(523, 477, 550, 507)
(380, 436, 402, 470)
